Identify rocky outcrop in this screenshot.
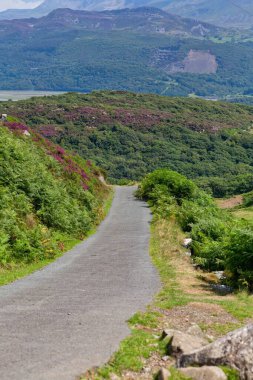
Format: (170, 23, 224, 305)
(162, 329, 208, 356)
(186, 324, 206, 339)
(178, 366, 227, 380)
(178, 324, 253, 380)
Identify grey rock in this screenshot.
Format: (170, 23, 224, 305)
(163, 329, 208, 356)
(178, 324, 253, 380)
(186, 324, 205, 338)
(179, 366, 227, 380)
(157, 368, 171, 380)
(213, 271, 225, 280)
(183, 238, 192, 247)
(210, 284, 233, 295)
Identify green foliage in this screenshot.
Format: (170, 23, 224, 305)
(137, 169, 197, 204)
(225, 225, 253, 291)
(139, 168, 253, 290)
(0, 125, 107, 266)
(97, 330, 160, 377)
(2, 91, 253, 197)
(243, 190, 253, 207)
(196, 173, 253, 198)
(128, 311, 159, 328)
(2, 25, 253, 98)
(220, 366, 240, 380)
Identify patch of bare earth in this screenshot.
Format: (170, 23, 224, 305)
(216, 195, 243, 209)
(182, 50, 218, 74)
(152, 49, 218, 75)
(156, 302, 238, 338)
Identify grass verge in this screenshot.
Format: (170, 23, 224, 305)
(0, 188, 114, 287)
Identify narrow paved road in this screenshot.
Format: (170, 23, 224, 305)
(0, 187, 160, 380)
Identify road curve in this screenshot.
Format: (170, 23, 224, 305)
(0, 186, 160, 380)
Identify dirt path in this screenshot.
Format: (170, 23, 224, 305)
(0, 186, 160, 380)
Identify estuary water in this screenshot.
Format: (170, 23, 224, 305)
(0, 90, 66, 101)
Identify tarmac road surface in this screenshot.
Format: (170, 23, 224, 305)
(0, 186, 160, 380)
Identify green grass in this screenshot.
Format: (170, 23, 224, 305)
(97, 330, 164, 378)
(221, 367, 240, 380)
(103, 187, 115, 216)
(199, 322, 242, 336)
(0, 235, 80, 286)
(150, 221, 190, 310)
(232, 207, 253, 221)
(219, 292, 253, 321)
(128, 310, 160, 328)
(0, 188, 114, 287)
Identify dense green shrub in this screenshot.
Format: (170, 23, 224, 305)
(196, 174, 253, 198)
(225, 225, 253, 291)
(0, 125, 107, 266)
(138, 168, 253, 290)
(243, 190, 253, 207)
(137, 169, 197, 204)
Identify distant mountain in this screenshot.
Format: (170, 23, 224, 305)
(0, 0, 253, 28)
(0, 7, 253, 98)
(0, 7, 220, 37)
(164, 0, 253, 29)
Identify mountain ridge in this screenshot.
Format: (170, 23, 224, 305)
(0, 7, 220, 37)
(1, 0, 252, 28)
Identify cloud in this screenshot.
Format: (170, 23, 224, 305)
(0, 0, 43, 11)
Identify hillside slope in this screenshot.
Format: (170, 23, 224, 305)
(2, 91, 253, 196)
(0, 7, 219, 37)
(0, 8, 253, 98)
(1, 0, 252, 28)
(0, 119, 108, 269)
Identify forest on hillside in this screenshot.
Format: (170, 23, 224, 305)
(2, 91, 253, 197)
(1, 27, 253, 98)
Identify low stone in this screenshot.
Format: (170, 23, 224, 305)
(185, 251, 192, 257)
(210, 284, 233, 295)
(157, 367, 171, 380)
(183, 238, 192, 248)
(23, 130, 31, 136)
(186, 324, 205, 338)
(162, 329, 208, 356)
(110, 374, 120, 380)
(178, 324, 253, 380)
(213, 271, 225, 280)
(178, 366, 227, 380)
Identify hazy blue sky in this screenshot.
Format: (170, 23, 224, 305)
(0, 0, 43, 11)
